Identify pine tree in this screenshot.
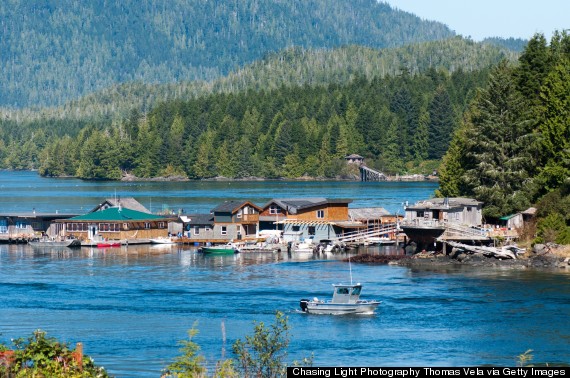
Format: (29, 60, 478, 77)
(462, 61, 535, 219)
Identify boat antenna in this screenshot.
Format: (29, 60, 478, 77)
(349, 255, 353, 285)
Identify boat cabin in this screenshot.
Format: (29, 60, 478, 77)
(331, 284, 362, 304)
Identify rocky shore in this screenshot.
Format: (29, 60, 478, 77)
(348, 243, 570, 271)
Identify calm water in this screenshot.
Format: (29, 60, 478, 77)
(1, 171, 569, 376)
(0, 170, 437, 215)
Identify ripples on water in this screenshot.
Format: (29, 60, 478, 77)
(1, 244, 570, 377)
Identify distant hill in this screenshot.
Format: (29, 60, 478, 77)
(10, 37, 518, 122)
(0, 0, 457, 108)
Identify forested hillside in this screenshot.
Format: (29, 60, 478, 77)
(0, 0, 455, 108)
(0, 67, 490, 180)
(7, 38, 518, 122)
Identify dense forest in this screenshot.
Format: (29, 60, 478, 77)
(4, 37, 518, 122)
(0, 0, 458, 108)
(437, 31, 570, 241)
(0, 66, 490, 180)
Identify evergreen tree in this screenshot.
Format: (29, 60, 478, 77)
(427, 86, 455, 159)
(536, 57, 570, 192)
(461, 61, 535, 219)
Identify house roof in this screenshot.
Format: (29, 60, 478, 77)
(349, 207, 391, 220)
(180, 214, 214, 225)
(211, 200, 262, 214)
(406, 197, 482, 211)
(262, 198, 352, 215)
(66, 207, 167, 222)
(345, 154, 364, 159)
(91, 197, 151, 214)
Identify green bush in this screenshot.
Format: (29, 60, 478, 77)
(0, 330, 109, 378)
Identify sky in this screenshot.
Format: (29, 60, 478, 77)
(384, 0, 568, 41)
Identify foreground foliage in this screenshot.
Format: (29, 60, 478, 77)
(0, 330, 108, 378)
(162, 311, 312, 378)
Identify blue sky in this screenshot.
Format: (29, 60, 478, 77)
(384, 0, 568, 41)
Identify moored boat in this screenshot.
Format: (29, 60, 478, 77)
(200, 243, 240, 255)
(150, 237, 176, 244)
(28, 237, 81, 248)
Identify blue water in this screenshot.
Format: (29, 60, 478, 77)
(0, 171, 569, 376)
(0, 170, 437, 215)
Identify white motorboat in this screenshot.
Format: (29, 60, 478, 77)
(150, 237, 176, 245)
(299, 283, 380, 315)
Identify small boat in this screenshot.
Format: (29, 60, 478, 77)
(28, 237, 81, 248)
(97, 242, 121, 248)
(200, 243, 240, 255)
(150, 237, 176, 244)
(299, 257, 380, 315)
(299, 283, 380, 315)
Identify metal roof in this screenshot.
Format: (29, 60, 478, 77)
(211, 200, 261, 214)
(262, 198, 352, 214)
(65, 207, 167, 222)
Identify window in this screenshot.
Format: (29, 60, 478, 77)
(0, 220, 7, 233)
(337, 288, 349, 295)
(194, 226, 200, 235)
(416, 211, 424, 218)
(292, 226, 300, 232)
(316, 210, 324, 219)
(205, 226, 211, 232)
(221, 226, 227, 235)
(467, 207, 472, 212)
(269, 205, 282, 215)
(16, 221, 27, 229)
(158, 222, 165, 229)
(308, 226, 315, 236)
(144, 222, 151, 229)
(237, 210, 242, 218)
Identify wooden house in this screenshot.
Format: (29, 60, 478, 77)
(345, 154, 364, 165)
(404, 197, 483, 227)
(179, 201, 262, 244)
(260, 198, 352, 242)
(0, 211, 78, 242)
(58, 206, 173, 242)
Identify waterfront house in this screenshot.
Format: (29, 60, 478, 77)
(260, 198, 352, 242)
(185, 201, 261, 243)
(0, 211, 78, 242)
(403, 197, 483, 227)
(58, 206, 174, 242)
(178, 214, 215, 240)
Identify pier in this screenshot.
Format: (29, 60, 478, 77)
(359, 165, 386, 181)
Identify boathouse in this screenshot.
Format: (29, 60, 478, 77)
(263, 198, 353, 242)
(57, 206, 173, 242)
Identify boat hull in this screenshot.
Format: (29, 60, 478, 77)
(302, 301, 380, 315)
(29, 239, 81, 248)
(200, 247, 239, 255)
